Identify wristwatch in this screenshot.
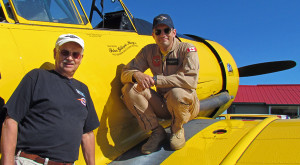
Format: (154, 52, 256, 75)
(153, 75, 157, 85)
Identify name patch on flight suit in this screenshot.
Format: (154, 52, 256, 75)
(166, 58, 178, 65)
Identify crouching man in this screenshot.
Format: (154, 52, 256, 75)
(121, 14, 200, 154)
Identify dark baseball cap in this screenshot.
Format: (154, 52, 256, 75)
(152, 14, 174, 29)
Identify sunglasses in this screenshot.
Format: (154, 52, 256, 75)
(60, 49, 82, 59)
(154, 28, 172, 36)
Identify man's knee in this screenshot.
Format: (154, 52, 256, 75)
(122, 83, 137, 108)
(165, 88, 199, 123)
(121, 83, 151, 111)
(122, 83, 152, 100)
(121, 83, 158, 131)
(166, 88, 192, 106)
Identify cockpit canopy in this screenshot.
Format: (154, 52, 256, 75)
(0, 0, 153, 34)
(2, 0, 88, 25)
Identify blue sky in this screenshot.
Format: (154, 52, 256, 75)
(82, 0, 299, 85)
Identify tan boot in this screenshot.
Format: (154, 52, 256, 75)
(141, 125, 167, 154)
(170, 127, 185, 150)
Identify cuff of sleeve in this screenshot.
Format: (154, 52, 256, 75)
(132, 74, 137, 82)
(156, 74, 164, 87)
(121, 71, 135, 84)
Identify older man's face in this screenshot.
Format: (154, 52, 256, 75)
(54, 42, 83, 79)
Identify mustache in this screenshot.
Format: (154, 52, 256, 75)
(63, 59, 75, 64)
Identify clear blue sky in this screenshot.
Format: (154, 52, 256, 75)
(82, 0, 299, 85)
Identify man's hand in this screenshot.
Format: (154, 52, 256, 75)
(133, 72, 155, 91)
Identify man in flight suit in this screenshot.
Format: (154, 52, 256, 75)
(121, 14, 200, 154)
(1, 34, 100, 165)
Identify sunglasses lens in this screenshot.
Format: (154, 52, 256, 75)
(60, 50, 81, 59)
(61, 50, 70, 56)
(155, 29, 161, 35)
(164, 28, 171, 34)
(155, 28, 172, 35)
(72, 52, 81, 59)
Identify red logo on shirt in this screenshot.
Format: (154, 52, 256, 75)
(78, 98, 86, 106)
(187, 47, 197, 52)
(152, 56, 161, 66)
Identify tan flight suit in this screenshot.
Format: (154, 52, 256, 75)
(121, 38, 200, 133)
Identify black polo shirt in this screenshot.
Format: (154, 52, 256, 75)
(3, 69, 100, 162)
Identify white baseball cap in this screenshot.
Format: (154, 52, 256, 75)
(55, 34, 84, 49)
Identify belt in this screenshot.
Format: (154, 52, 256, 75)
(19, 151, 73, 165)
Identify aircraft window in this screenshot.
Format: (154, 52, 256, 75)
(11, 0, 86, 24)
(49, 0, 80, 24)
(2, 0, 14, 21)
(90, 0, 134, 30)
(0, 3, 4, 21)
(12, 0, 52, 22)
(215, 116, 226, 120)
(74, 0, 88, 24)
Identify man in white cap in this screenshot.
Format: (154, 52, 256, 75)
(121, 14, 200, 154)
(1, 34, 100, 165)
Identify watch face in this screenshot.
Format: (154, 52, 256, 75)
(153, 76, 157, 84)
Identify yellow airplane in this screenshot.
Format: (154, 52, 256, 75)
(0, 0, 298, 164)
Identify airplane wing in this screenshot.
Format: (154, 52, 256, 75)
(110, 117, 300, 164)
(110, 119, 217, 165)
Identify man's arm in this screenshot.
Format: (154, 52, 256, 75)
(81, 131, 96, 165)
(133, 71, 155, 91)
(1, 116, 18, 165)
(121, 47, 150, 85)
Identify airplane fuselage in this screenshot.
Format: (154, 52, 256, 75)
(0, 0, 239, 163)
